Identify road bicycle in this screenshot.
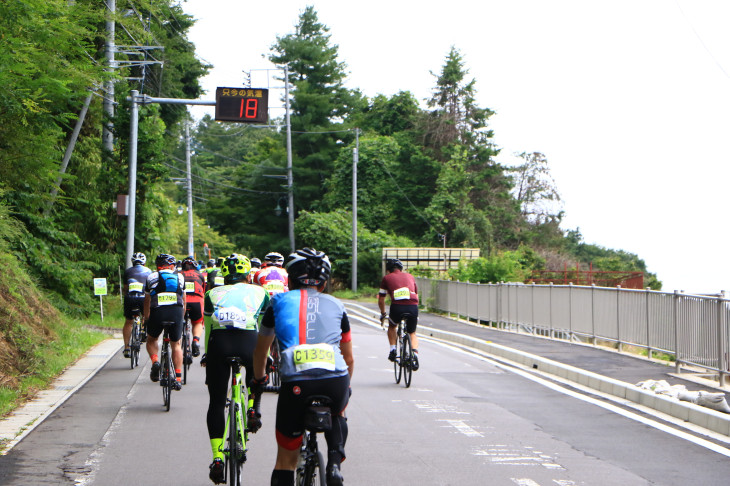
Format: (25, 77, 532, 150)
(221, 357, 257, 486)
(265, 339, 281, 393)
(128, 309, 143, 369)
(181, 310, 193, 385)
(158, 321, 176, 411)
(390, 313, 415, 388)
(296, 395, 332, 486)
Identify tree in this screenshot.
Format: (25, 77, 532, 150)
(269, 6, 364, 211)
(508, 152, 563, 223)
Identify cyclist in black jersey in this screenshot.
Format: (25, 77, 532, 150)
(122, 252, 151, 358)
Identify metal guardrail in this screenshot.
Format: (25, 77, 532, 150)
(416, 278, 730, 386)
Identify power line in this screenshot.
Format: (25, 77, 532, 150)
(675, 0, 730, 80)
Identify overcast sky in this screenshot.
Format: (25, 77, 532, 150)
(182, 0, 730, 295)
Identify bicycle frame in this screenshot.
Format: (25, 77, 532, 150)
(159, 324, 175, 411)
(129, 312, 142, 369)
(221, 358, 254, 486)
(296, 396, 331, 486)
(391, 315, 413, 388)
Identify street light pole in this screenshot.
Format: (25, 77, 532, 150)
(125, 90, 139, 267)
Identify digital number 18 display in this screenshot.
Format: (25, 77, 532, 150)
(215, 87, 269, 124)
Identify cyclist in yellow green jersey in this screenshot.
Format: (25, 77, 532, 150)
(201, 253, 271, 484)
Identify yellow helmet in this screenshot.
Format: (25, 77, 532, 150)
(220, 253, 251, 284)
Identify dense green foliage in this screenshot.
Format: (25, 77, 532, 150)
(0, 3, 660, 321)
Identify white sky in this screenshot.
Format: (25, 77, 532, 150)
(182, 0, 730, 294)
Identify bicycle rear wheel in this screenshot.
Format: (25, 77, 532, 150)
(162, 347, 172, 411)
(403, 333, 412, 388)
(181, 331, 189, 385)
(227, 400, 242, 486)
(130, 317, 140, 369)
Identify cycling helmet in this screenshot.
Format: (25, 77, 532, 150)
(285, 248, 331, 287)
(385, 258, 403, 272)
(182, 256, 197, 270)
(250, 257, 262, 269)
(155, 253, 176, 268)
(220, 253, 251, 284)
(131, 252, 146, 265)
(207, 259, 216, 268)
(264, 252, 285, 267)
(216, 257, 225, 267)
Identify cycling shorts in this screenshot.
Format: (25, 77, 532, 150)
(275, 374, 350, 450)
(123, 295, 145, 320)
(389, 304, 418, 334)
(185, 300, 204, 324)
(147, 305, 184, 341)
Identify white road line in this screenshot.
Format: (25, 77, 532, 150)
(432, 340, 730, 458)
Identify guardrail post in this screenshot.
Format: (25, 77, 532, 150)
(646, 287, 652, 360)
(717, 291, 726, 387)
(674, 290, 681, 373)
(590, 284, 596, 345)
(569, 283, 574, 342)
(531, 282, 535, 335)
(549, 282, 554, 339)
(616, 285, 622, 353)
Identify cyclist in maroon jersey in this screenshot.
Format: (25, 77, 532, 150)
(378, 258, 420, 370)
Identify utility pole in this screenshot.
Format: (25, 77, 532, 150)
(185, 124, 194, 257)
(125, 90, 140, 267)
(284, 65, 295, 252)
(103, 0, 116, 156)
(352, 129, 359, 292)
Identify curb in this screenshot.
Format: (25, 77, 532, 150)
(0, 337, 123, 455)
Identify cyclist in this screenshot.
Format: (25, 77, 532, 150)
(378, 258, 420, 370)
(253, 251, 289, 296)
(181, 256, 206, 358)
(252, 248, 354, 486)
(144, 253, 186, 391)
(248, 257, 262, 283)
(203, 253, 271, 484)
(122, 252, 151, 358)
(206, 257, 226, 292)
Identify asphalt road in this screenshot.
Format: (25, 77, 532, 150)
(2, 315, 730, 485)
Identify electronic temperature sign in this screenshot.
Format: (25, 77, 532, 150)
(215, 87, 269, 123)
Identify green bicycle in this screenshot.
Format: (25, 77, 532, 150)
(221, 357, 258, 486)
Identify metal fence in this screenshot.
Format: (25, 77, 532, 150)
(416, 278, 730, 386)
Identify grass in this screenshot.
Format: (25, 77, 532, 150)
(0, 311, 109, 418)
(331, 285, 379, 302)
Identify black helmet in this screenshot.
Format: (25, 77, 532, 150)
(131, 252, 146, 265)
(221, 253, 251, 284)
(155, 253, 176, 267)
(285, 248, 331, 287)
(385, 258, 403, 272)
(216, 257, 225, 267)
(207, 259, 216, 267)
(250, 257, 262, 269)
(182, 256, 197, 270)
(264, 252, 285, 267)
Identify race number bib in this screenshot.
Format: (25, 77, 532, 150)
(157, 292, 177, 305)
(185, 281, 195, 293)
(292, 343, 336, 372)
(264, 280, 285, 293)
(393, 286, 410, 300)
(129, 282, 143, 293)
(216, 306, 248, 329)
(214, 276, 225, 286)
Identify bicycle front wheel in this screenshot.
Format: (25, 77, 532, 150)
(314, 450, 326, 486)
(403, 333, 412, 388)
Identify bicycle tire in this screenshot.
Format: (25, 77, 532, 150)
(314, 450, 326, 486)
(130, 316, 140, 369)
(394, 325, 403, 384)
(162, 345, 172, 411)
(266, 340, 281, 392)
(228, 400, 241, 486)
(182, 332, 189, 385)
(403, 333, 413, 388)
